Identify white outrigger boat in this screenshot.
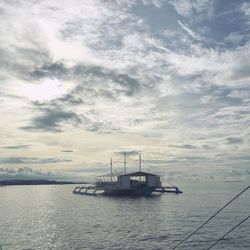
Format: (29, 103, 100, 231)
(73, 154, 182, 196)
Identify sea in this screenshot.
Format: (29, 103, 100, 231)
(0, 181, 249, 250)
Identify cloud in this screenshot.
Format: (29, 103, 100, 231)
(1, 144, 31, 149)
(170, 0, 214, 18)
(18, 61, 147, 134)
(224, 32, 246, 46)
(54, 94, 84, 106)
(202, 145, 214, 150)
(0, 157, 72, 164)
(169, 144, 197, 149)
(72, 64, 141, 96)
(178, 20, 205, 41)
(241, 2, 250, 25)
(21, 109, 81, 132)
(30, 62, 68, 80)
(115, 150, 141, 156)
(226, 137, 243, 144)
(0, 0, 249, 180)
(61, 150, 74, 153)
(170, 0, 195, 16)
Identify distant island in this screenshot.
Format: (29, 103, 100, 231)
(0, 179, 87, 186)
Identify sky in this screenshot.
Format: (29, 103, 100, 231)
(0, 0, 250, 181)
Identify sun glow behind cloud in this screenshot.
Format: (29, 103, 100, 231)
(21, 79, 69, 101)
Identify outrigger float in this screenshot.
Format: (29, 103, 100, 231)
(73, 154, 182, 196)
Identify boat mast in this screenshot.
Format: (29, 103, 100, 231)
(124, 153, 127, 173)
(139, 154, 142, 172)
(110, 158, 113, 182)
(139, 154, 142, 182)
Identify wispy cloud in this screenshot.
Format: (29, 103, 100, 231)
(178, 20, 205, 41)
(170, 0, 214, 18)
(0, 157, 72, 164)
(115, 150, 141, 156)
(21, 109, 81, 132)
(1, 144, 31, 150)
(226, 137, 243, 144)
(169, 144, 197, 149)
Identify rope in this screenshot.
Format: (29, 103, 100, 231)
(206, 215, 250, 250)
(173, 185, 249, 249)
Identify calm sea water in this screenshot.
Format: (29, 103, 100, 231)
(0, 181, 249, 250)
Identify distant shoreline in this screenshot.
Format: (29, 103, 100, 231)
(0, 179, 88, 186)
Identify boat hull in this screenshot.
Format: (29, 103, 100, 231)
(103, 186, 155, 196)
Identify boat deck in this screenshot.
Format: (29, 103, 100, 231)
(73, 185, 103, 196)
(154, 186, 183, 194)
(73, 184, 183, 196)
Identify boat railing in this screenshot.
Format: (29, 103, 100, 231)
(96, 180, 118, 187)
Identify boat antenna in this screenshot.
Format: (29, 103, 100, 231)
(110, 158, 113, 182)
(124, 153, 127, 173)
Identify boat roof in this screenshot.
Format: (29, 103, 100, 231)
(97, 171, 159, 179)
(118, 171, 158, 177)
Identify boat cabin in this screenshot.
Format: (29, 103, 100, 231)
(96, 171, 161, 190)
(117, 171, 161, 189)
